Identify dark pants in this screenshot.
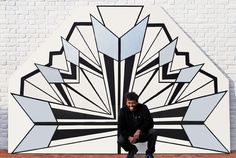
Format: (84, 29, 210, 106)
(118, 129, 158, 154)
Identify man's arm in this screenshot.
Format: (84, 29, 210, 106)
(133, 129, 141, 140)
(118, 109, 130, 139)
(140, 105, 154, 132)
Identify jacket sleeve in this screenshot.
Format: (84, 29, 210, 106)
(118, 109, 130, 139)
(140, 105, 154, 132)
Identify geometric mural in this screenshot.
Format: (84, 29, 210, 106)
(8, 5, 230, 153)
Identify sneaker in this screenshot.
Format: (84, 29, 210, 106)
(145, 153, 154, 158)
(126, 147, 138, 158)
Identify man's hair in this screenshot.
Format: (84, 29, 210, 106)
(125, 92, 139, 102)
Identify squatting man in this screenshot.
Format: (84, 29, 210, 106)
(118, 92, 158, 158)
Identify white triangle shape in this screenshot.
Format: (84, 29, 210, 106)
(67, 26, 99, 65)
(132, 70, 155, 95)
(139, 27, 162, 65)
(24, 80, 61, 103)
(98, 6, 143, 37)
(136, 70, 172, 105)
(177, 72, 214, 101)
(140, 28, 170, 65)
(26, 72, 62, 103)
(139, 76, 171, 104)
(179, 81, 214, 102)
(83, 70, 112, 115)
(178, 73, 214, 101)
(68, 69, 109, 114)
(68, 87, 107, 115)
(76, 26, 100, 65)
(145, 85, 173, 109)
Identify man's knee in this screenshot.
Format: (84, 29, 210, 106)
(148, 128, 158, 136)
(118, 135, 126, 145)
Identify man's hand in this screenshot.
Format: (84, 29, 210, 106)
(128, 136, 137, 144)
(133, 129, 141, 140)
(128, 130, 141, 144)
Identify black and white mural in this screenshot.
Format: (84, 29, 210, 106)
(9, 5, 230, 153)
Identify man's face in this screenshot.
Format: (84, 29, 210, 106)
(126, 99, 137, 111)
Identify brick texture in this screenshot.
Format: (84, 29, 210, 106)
(1, 0, 236, 151)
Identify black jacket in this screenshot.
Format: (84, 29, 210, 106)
(118, 103, 154, 139)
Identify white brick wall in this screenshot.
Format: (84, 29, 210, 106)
(1, 0, 235, 151)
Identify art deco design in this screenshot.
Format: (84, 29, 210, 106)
(8, 5, 230, 153)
